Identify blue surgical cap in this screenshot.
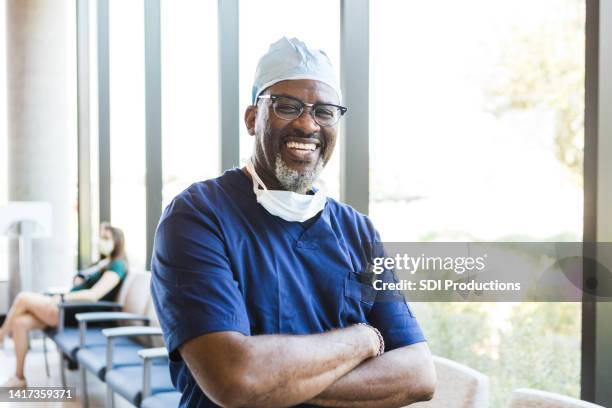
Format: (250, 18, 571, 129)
(251, 37, 342, 105)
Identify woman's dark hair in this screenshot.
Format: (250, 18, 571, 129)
(100, 222, 128, 269)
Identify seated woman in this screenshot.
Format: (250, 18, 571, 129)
(0, 222, 128, 387)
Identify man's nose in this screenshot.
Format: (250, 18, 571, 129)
(292, 107, 321, 134)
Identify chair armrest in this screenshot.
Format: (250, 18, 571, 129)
(58, 301, 122, 310)
(103, 328, 163, 373)
(139, 347, 169, 400)
(138, 347, 168, 361)
(75, 313, 149, 347)
(75, 312, 148, 323)
(102, 326, 162, 339)
(56, 301, 122, 333)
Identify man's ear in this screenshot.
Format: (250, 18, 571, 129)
(244, 106, 257, 136)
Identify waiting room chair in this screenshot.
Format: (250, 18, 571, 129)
(409, 356, 489, 408)
(507, 389, 605, 408)
(44, 270, 151, 387)
(103, 299, 176, 407)
(73, 271, 160, 408)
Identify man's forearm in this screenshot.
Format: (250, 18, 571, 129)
(182, 325, 380, 408)
(307, 342, 436, 408)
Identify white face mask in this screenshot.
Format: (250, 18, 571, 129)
(98, 238, 115, 256)
(246, 159, 326, 223)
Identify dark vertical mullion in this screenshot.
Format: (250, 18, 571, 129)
(584, 1, 612, 406)
(76, 0, 92, 269)
(340, 0, 369, 215)
(594, 0, 612, 405)
(145, 0, 162, 269)
(582, 0, 598, 403)
(97, 0, 111, 223)
(218, 0, 239, 173)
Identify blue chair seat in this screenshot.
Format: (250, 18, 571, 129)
(106, 363, 174, 406)
(76, 341, 144, 380)
(51, 328, 134, 360)
(141, 391, 181, 408)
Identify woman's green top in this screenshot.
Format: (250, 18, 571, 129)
(71, 259, 128, 301)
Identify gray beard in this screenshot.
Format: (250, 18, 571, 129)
(274, 154, 324, 194)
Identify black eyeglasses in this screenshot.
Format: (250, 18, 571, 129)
(258, 94, 347, 127)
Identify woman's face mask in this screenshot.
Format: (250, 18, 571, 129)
(98, 237, 115, 256)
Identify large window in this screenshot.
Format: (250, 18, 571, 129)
(239, 0, 341, 199)
(109, 0, 147, 270)
(370, 0, 584, 405)
(161, 0, 219, 207)
(66, 1, 595, 403)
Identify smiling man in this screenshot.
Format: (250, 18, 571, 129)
(151, 37, 436, 408)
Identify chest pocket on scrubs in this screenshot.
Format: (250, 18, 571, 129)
(343, 271, 377, 324)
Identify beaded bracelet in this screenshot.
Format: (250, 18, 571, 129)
(358, 323, 385, 356)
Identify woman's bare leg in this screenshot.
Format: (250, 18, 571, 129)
(0, 292, 31, 339)
(18, 293, 59, 327)
(12, 313, 45, 380)
(0, 292, 58, 339)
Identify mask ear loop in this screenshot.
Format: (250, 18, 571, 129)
(246, 158, 289, 209)
(246, 158, 268, 194)
(246, 158, 324, 199)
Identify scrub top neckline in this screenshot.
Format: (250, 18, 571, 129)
(224, 168, 331, 245)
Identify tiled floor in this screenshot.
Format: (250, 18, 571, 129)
(0, 335, 134, 408)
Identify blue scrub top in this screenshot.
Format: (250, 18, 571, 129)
(151, 168, 425, 408)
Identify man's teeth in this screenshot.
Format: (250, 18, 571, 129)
(286, 141, 317, 151)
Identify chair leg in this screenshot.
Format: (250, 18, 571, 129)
(42, 335, 50, 378)
(60, 353, 67, 388)
(106, 385, 115, 408)
(80, 365, 89, 408)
